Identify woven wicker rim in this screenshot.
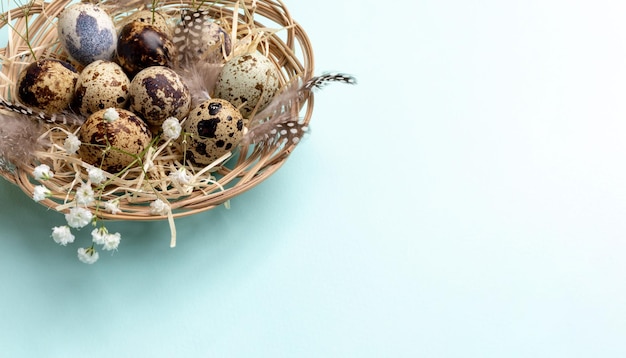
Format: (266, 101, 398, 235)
(0, 0, 315, 221)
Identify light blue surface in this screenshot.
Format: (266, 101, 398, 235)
(2, 0, 626, 357)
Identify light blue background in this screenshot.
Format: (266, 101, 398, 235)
(2, 0, 626, 356)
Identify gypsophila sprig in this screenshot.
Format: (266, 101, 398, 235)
(75, 183, 95, 206)
(103, 108, 119, 122)
(51, 226, 75, 246)
(87, 166, 106, 185)
(103, 199, 121, 215)
(33, 185, 51, 202)
(162, 117, 182, 140)
(63, 134, 81, 154)
(169, 167, 191, 185)
(150, 199, 169, 216)
(65, 207, 94, 229)
(91, 226, 108, 245)
(77, 247, 99, 264)
(33, 164, 53, 181)
(102, 232, 121, 251)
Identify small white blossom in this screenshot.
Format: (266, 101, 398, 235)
(33, 185, 51, 202)
(150, 199, 169, 216)
(33, 164, 54, 181)
(102, 232, 121, 251)
(169, 167, 191, 185)
(88, 166, 106, 185)
(65, 207, 93, 228)
(75, 183, 95, 206)
(103, 200, 121, 215)
(63, 134, 81, 154)
(103, 108, 119, 122)
(91, 227, 108, 245)
(77, 247, 99, 264)
(51, 226, 75, 246)
(162, 117, 182, 140)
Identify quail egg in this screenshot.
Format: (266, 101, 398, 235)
(73, 60, 130, 116)
(129, 66, 191, 132)
(213, 52, 281, 119)
(183, 98, 245, 166)
(78, 108, 152, 173)
(117, 20, 176, 76)
(57, 3, 117, 66)
(16, 59, 79, 114)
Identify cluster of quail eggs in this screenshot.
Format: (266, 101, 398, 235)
(15, 3, 282, 173)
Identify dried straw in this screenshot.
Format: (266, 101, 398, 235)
(0, 0, 315, 223)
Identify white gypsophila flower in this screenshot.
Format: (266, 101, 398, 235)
(103, 200, 121, 215)
(103, 108, 119, 122)
(33, 185, 51, 202)
(75, 183, 95, 206)
(169, 167, 191, 185)
(91, 227, 108, 245)
(77, 247, 99, 264)
(63, 134, 81, 155)
(162, 117, 182, 140)
(33, 164, 54, 181)
(51, 226, 75, 246)
(149, 199, 169, 216)
(102, 232, 121, 251)
(65, 207, 94, 229)
(87, 166, 106, 185)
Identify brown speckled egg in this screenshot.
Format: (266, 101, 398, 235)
(183, 99, 244, 166)
(213, 52, 281, 119)
(78, 108, 152, 173)
(121, 10, 171, 36)
(16, 59, 78, 114)
(116, 20, 176, 77)
(73, 60, 130, 116)
(129, 66, 191, 131)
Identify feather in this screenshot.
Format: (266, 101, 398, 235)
(172, 9, 232, 108)
(302, 72, 357, 91)
(241, 72, 356, 146)
(173, 9, 232, 66)
(177, 61, 223, 108)
(0, 110, 47, 172)
(0, 98, 85, 126)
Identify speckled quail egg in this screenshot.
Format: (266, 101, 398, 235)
(57, 3, 117, 66)
(129, 66, 191, 132)
(213, 52, 281, 119)
(78, 108, 152, 173)
(117, 20, 176, 76)
(16, 59, 78, 114)
(121, 10, 172, 37)
(73, 60, 130, 117)
(183, 99, 245, 166)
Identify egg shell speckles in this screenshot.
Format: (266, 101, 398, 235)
(213, 52, 281, 119)
(78, 108, 153, 173)
(183, 99, 244, 166)
(57, 3, 117, 66)
(117, 21, 176, 77)
(16, 59, 78, 114)
(73, 60, 130, 117)
(129, 66, 191, 130)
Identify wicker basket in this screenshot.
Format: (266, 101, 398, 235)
(0, 0, 315, 225)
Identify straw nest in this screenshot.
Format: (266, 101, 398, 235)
(0, 0, 315, 223)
